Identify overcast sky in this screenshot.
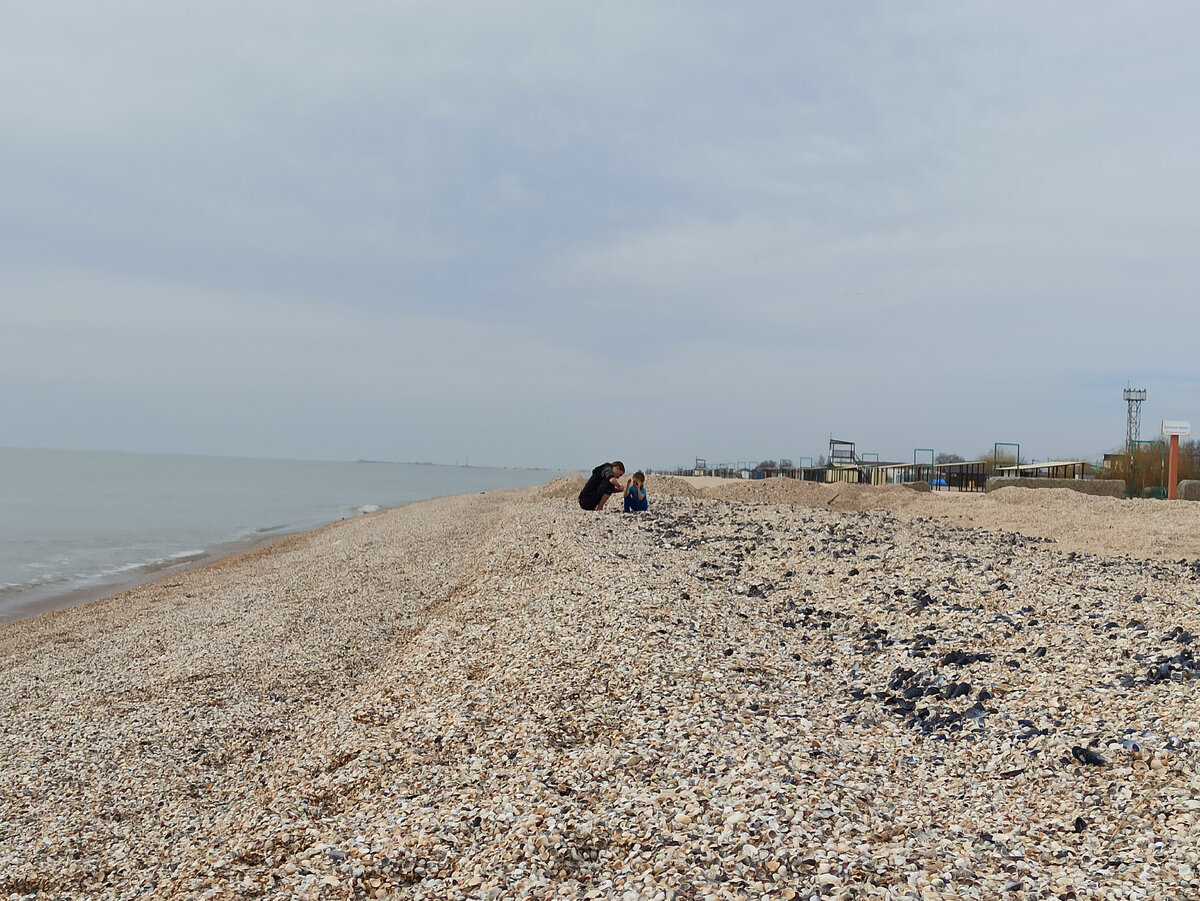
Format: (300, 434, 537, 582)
(3, 3, 1199, 470)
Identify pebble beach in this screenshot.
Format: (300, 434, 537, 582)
(2, 477, 1200, 900)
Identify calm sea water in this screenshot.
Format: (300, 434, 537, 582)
(0, 448, 562, 624)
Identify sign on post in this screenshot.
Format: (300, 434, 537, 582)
(1162, 421, 1191, 500)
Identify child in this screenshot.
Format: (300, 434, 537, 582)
(623, 471, 649, 512)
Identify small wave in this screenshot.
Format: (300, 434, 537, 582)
(2, 571, 70, 592)
(82, 550, 206, 581)
(255, 524, 287, 534)
(92, 561, 146, 577)
(140, 551, 207, 574)
(166, 549, 207, 563)
(355, 505, 381, 515)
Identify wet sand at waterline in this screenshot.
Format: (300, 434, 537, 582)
(2, 478, 1198, 899)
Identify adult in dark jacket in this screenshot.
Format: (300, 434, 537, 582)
(578, 461, 625, 511)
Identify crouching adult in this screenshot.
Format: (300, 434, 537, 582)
(578, 461, 625, 511)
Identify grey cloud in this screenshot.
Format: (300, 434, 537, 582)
(3, 3, 1199, 468)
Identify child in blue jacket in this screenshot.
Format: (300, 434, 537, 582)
(623, 471, 649, 512)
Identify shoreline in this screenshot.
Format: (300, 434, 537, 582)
(0, 526, 309, 628)
(0, 450, 571, 629)
(1, 486, 549, 629)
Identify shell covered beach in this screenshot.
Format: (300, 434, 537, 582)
(2, 478, 1200, 900)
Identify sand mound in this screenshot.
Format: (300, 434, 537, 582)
(696, 477, 829, 505)
(821, 482, 933, 513)
(985, 485, 1121, 509)
(665, 476, 930, 513)
(643, 475, 702, 498)
(529, 476, 585, 500)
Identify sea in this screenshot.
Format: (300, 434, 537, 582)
(0, 448, 566, 625)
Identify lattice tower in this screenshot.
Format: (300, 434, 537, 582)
(1124, 387, 1147, 455)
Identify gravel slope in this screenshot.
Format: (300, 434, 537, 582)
(2, 480, 1199, 900)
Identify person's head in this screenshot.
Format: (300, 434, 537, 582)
(611, 461, 625, 477)
(632, 471, 645, 486)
